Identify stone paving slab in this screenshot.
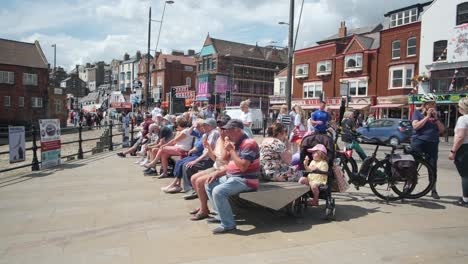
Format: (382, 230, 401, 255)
(0, 151, 467, 264)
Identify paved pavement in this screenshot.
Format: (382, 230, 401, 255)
(0, 146, 467, 263)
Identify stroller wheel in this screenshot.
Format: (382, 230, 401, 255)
(324, 198, 336, 221)
(286, 197, 305, 218)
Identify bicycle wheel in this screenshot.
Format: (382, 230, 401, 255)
(336, 152, 358, 176)
(391, 157, 436, 199)
(368, 159, 403, 201)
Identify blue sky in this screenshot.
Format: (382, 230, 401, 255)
(0, 0, 424, 71)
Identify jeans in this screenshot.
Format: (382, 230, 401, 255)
(411, 138, 439, 183)
(205, 176, 254, 229)
(182, 160, 214, 191)
(174, 155, 198, 179)
(455, 144, 468, 197)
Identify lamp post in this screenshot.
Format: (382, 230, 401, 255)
(51, 44, 56, 72)
(279, 0, 294, 112)
(146, 1, 174, 111)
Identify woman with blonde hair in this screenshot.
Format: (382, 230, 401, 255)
(449, 97, 468, 206)
(290, 105, 307, 151)
(240, 99, 253, 138)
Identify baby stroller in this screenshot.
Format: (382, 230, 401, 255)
(299, 133, 336, 220)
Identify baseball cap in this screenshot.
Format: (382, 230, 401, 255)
(216, 115, 231, 126)
(221, 119, 244, 130)
(203, 118, 217, 128)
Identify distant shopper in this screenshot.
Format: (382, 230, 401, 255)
(240, 99, 253, 138)
(277, 104, 293, 135)
(310, 101, 330, 134)
(449, 97, 468, 206)
(411, 93, 445, 199)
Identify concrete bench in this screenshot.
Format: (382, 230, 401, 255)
(238, 181, 310, 211)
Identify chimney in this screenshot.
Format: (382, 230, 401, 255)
(75, 65, 79, 77)
(124, 53, 130, 61)
(339, 21, 347, 38)
(187, 49, 195, 56)
(136, 51, 142, 60)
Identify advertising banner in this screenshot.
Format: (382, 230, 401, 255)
(448, 24, 468, 63)
(39, 119, 61, 169)
(8, 126, 25, 163)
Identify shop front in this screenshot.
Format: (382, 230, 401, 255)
(292, 98, 322, 117)
(269, 95, 286, 118)
(372, 95, 409, 119)
(408, 92, 467, 135)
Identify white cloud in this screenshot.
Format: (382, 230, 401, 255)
(2, 0, 424, 69)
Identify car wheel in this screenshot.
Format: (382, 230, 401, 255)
(389, 136, 400, 146)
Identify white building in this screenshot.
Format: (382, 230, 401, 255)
(269, 68, 287, 114)
(118, 52, 141, 92)
(419, 0, 468, 131)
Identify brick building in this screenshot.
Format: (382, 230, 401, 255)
(292, 23, 382, 117)
(375, 1, 432, 119)
(197, 36, 287, 113)
(0, 39, 49, 127)
(151, 51, 196, 109)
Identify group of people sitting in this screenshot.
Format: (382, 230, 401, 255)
(115, 104, 334, 234)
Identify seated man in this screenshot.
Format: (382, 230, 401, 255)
(117, 113, 154, 157)
(141, 123, 174, 170)
(205, 119, 260, 234)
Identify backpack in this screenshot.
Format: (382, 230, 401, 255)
(390, 154, 417, 181)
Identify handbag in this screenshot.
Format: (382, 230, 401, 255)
(332, 163, 350, 193)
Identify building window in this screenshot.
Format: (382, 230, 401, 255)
(457, 2, 468, 25)
(126, 71, 131, 80)
(389, 65, 415, 89)
(184, 66, 194, 72)
(18, 97, 24, 107)
(279, 81, 285, 95)
(198, 63, 202, 71)
(344, 53, 363, 72)
(120, 72, 125, 82)
(390, 8, 418, 28)
(55, 100, 62, 112)
(186, 77, 191, 87)
(4, 96, 11, 107)
(392, 40, 401, 59)
(317, 60, 332, 75)
(207, 58, 212, 70)
(212, 60, 217, 70)
(343, 79, 368, 96)
(23, 73, 38, 85)
(407, 37, 417, 57)
(433, 40, 448, 61)
(295, 64, 309, 78)
(31, 97, 42, 108)
(303, 82, 322, 99)
(0, 71, 14, 84)
(157, 73, 163, 85)
(158, 61, 163, 69)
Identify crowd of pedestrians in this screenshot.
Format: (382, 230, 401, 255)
(113, 95, 468, 234)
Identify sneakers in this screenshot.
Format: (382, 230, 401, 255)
(144, 168, 157, 176)
(457, 197, 468, 206)
(431, 190, 440, 200)
(212, 226, 236, 235)
(139, 159, 148, 166)
(157, 172, 170, 179)
(206, 218, 221, 224)
(130, 153, 137, 156)
(116, 152, 126, 158)
(183, 191, 198, 200)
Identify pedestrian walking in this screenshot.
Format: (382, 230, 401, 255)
(449, 97, 468, 206)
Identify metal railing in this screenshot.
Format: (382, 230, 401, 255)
(0, 121, 135, 174)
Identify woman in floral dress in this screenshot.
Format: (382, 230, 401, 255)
(260, 123, 294, 181)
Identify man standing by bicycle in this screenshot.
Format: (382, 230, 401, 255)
(310, 101, 330, 134)
(411, 93, 445, 199)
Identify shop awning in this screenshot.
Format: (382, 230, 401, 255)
(302, 105, 321, 110)
(348, 104, 370, 110)
(269, 105, 282, 110)
(371, 104, 404, 109)
(327, 105, 341, 110)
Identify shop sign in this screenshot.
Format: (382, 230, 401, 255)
(292, 98, 321, 106)
(348, 97, 370, 106)
(377, 96, 408, 104)
(39, 119, 61, 169)
(269, 95, 286, 105)
(408, 93, 467, 104)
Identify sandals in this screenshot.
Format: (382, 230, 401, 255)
(189, 208, 200, 215)
(164, 185, 182, 194)
(190, 213, 210, 221)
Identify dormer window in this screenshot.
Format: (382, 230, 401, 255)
(390, 8, 418, 28)
(317, 60, 332, 76)
(295, 64, 309, 78)
(344, 53, 363, 72)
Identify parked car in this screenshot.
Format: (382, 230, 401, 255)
(223, 107, 263, 134)
(357, 118, 413, 146)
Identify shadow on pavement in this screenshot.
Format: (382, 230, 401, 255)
(0, 171, 53, 189)
(230, 204, 380, 236)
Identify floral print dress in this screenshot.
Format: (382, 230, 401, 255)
(260, 138, 295, 181)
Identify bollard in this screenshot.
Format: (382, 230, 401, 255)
(130, 122, 134, 144)
(31, 125, 40, 171)
(78, 122, 84, 159)
(108, 121, 113, 151)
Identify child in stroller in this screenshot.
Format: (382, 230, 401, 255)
(299, 144, 329, 206)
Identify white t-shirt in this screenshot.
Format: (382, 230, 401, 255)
(455, 115, 468, 144)
(175, 128, 194, 151)
(294, 114, 306, 131)
(240, 111, 252, 128)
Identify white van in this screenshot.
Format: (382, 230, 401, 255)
(223, 107, 264, 134)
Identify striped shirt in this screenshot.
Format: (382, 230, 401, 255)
(226, 134, 260, 180)
(278, 114, 292, 128)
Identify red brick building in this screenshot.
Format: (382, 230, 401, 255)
(0, 39, 49, 127)
(292, 22, 382, 117)
(375, 1, 432, 119)
(150, 51, 197, 109)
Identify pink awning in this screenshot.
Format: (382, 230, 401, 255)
(371, 104, 404, 109)
(348, 104, 370, 110)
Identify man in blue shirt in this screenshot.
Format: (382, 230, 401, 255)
(310, 101, 330, 134)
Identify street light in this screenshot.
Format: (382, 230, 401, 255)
(278, 0, 294, 112)
(146, 0, 174, 110)
(51, 44, 56, 72)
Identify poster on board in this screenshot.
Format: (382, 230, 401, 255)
(8, 126, 25, 163)
(39, 119, 61, 169)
